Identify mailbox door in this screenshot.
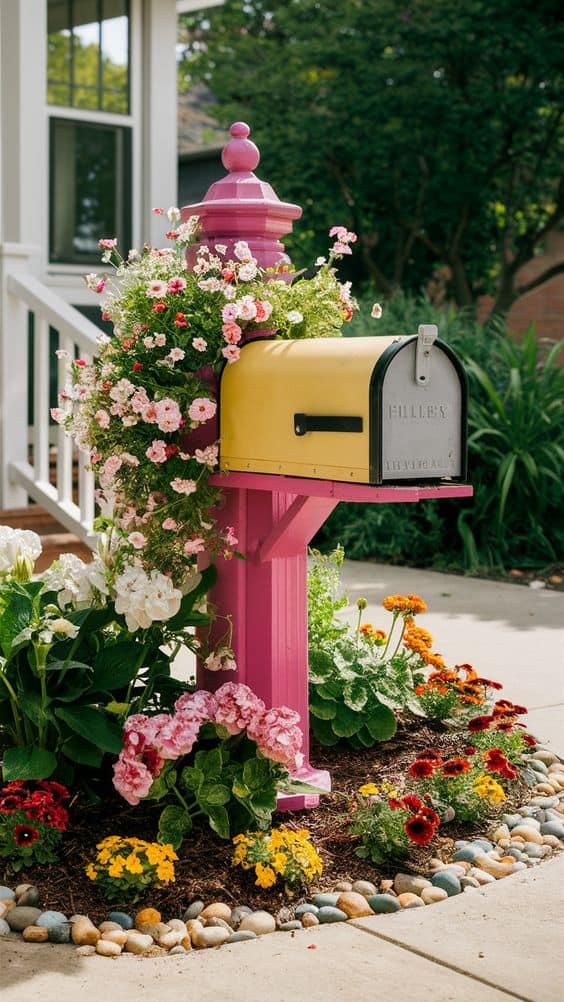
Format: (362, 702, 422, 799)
(371, 338, 467, 483)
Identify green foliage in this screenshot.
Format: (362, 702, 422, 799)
(180, 0, 564, 309)
(317, 294, 564, 571)
(308, 550, 425, 747)
(148, 731, 295, 848)
(0, 566, 212, 785)
(0, 809, 64, 872)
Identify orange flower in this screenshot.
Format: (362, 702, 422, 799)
(383, 593, 427, 616)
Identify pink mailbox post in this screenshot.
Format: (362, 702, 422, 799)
(181, 123, 473, 809)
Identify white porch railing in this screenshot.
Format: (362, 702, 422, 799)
(0, 244, 100, 547)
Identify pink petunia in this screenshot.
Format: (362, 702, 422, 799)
(167, 276, 187, 294)
(162, 518, 178, 530)
(192, 337, 207, 352)
(247, 706, 303, 771)
(222, 321, 242, 344)
(175, 689, 218, 723)
(155, 398, 182, 433)
(222, 345, 240, 363)
(146, 439, 168, 463)
(146, 280, 169, 299)
(128, 532, 147, 549)
(112, 752, 154, 806)
(95, 409, 110, 428)
(171, 478, 197, 495)
(183, 537, 205, 555)
(214, 682, 265, 735)
(255, 300, 273, 323)
(221, 304, 239, 323)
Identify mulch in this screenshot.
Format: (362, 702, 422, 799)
(0, 718, 518, 924)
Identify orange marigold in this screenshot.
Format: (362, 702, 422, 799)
(382, 593, 427, 616)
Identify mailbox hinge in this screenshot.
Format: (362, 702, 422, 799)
(294, 414, 363, 436)
(415, 324, 438, 386)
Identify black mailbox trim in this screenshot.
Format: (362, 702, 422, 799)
(294, 413, 363, 436)
(369, 337, 468, 485)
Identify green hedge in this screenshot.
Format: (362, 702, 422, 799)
(315, 294, 564, 572)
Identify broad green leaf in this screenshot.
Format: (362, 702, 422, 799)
(205, 804, 230, 839)
(198, 782, 230, 806)
(180, 765, 204, 792)
(19, 688, 45, 727)
(332, 704, 361, 738)
(242, 756, 271, 791)
(54, 705, 123, 753)
(309, 696, 338, 720)
(158, 804, 192, 849)
(364, 704, 397, 741)
(310, 716, 339, 746)
(277, 778, 326, 796)
(44, 660, 93, 673)
(0, 590, 32, 659)
(194, 746, 223, 779)
(2, 745, 57, 781)
(148, 766, 177, 802)
(343, 678, 369, 712)
(93, 642, 145, 690)
(61, 735, 104, 767)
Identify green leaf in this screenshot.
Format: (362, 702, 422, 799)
(92, 642, 145, 691)
(332, 704, 361, 738)
(277, 778, 326, 796)
(310, 715, 340, 746)
(205, 804, 230, 839)
(309, 696, 338, 720)
(44, 660, 93, 673)
(19, 687, 45, 726)
(242, 756, 271, 791)
(249, 791, 277, 820)
(158, 804, 192, 849)
(2, 745, 57, 781)
(0, 590, 32, 658)
(148, 766, 177, 801)
(194, 746, 222, 779)
(180, 765, 204, 792)
(364, 704, 397, 742)
(54, 705, 123, 753)
(61, 735, 104, 767)
(198, 782, 230, 806)
(343, 678, 369, 712)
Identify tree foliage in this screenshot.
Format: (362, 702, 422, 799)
(179, 0, 564, 310)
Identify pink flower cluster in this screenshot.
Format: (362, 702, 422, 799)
(112, 683, 303, 805)
(329, 225, 357, 256)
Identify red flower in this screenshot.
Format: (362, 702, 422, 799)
(165, 229, 179, 239)
(495, 722, 514, 732)
(388, 798, 405, 809)
(484, 748, 507, 765)
(416, 748, 443, 763)
(468, 715, 493, 732)
(174, 312, 189, 328)
(132, 362, 143, 371)
(405, 815, 436, 846)
(14, 824, 39, 846)
(151, 301, 166, 313)
(409, 759, 436, 778)
(419, 806, 440, 827)
(463, 746, 477, 756)
(442, 758, 471, 776)
(473, 678, 503, 690)
(402, 795, 423, 814)
(522, 734, 536, 747)
(0, 792, 27, 813)
(500, 763, 518, 780)
(37, 781, 69, 802)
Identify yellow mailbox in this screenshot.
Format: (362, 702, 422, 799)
(219, 327, 467, 484)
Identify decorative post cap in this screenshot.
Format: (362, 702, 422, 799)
(221, 122, 260, 172)
(182, 122, 302, 270)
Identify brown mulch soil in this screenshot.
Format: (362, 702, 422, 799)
(0, 719, 524, 924)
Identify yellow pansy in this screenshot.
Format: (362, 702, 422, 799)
(255, 864, 276, 889)
(358, 783, 379, 796)
(125, 852, 144, 875)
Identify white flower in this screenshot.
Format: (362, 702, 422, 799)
(198, 277, 223, 293)
(48, 618, 80, 639)
(167, 206, 181, 223)
(0, 526, 42, 582)
(286, 310, 303, 324)
(238, 261, 258, 282)
(215, 244, 228, 255)
(41, 552, 109, 609)
(113, 565, 182, 632)
(371, 302, 383, 319)
(315, 256, 327, 266)
(237, 295, 257, 321)
(234, 240, 252, 262)
(204, 648, 237, 672)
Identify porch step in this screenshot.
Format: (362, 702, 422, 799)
(0, 505, 92, 572)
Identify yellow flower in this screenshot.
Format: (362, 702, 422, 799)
(255, 864, 276, 889)
(108, 857, 125, 879)
(145, 844, 165, 866)
(85, 863, 97, 881)
(156, 861, 175, 884)
(125, 852, 144, 875)
(358, 783, 379, 796)
(272, 852, 288, 875)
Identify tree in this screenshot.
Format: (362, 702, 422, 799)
(178, 0, 564, 312)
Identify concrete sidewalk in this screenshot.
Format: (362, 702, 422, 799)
(1, 563, 563, 1002)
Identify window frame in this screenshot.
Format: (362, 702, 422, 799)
(46, 0, 141, 273)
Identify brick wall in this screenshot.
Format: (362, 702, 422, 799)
(477, 231, 564, 339)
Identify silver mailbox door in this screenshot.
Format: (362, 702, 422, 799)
(380, 341, 463, 480)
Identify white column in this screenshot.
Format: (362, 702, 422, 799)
(0, 0, 47, 265)
(142, 0, 178, 246)
(0, 244, 40, 508)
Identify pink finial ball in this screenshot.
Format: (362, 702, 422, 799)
(222, 121, 260, 172)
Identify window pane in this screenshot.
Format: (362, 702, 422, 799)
(50, 119, 131, 264)
(47, 83, 71, 106)
(47, 0, 129, 112)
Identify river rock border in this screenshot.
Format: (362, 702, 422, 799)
(1, 750, 563, 957)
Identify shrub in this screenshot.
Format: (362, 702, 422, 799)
(0, 780, 69, 871)
(351, 783, 440, 865)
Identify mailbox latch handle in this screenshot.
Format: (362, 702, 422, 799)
(294, 414, 363, 436)
(415, 324, 438, 386)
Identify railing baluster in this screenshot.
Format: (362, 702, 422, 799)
(33, 315, 50, 484)
(56, 334, 73, 505)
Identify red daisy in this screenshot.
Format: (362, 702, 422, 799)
(405, 815, 436, 846)
(13, 824, 39, 846)
(468, 715, 493, 732)
(416, 748, 443, 763)
(499, 763, 518, 780)
(388, 798, 405, 810)
(409, 759, 436, 778)
(442, 758, 471, 776)
(463, 746, 477, 756)
(522, 734, 537, 747)
(419, 806, 440, 826)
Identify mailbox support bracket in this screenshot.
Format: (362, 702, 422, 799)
(257, 494, 338, 563)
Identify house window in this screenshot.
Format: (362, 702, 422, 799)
(49, 118, 131, 264)
(47, 0, 130, 114)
